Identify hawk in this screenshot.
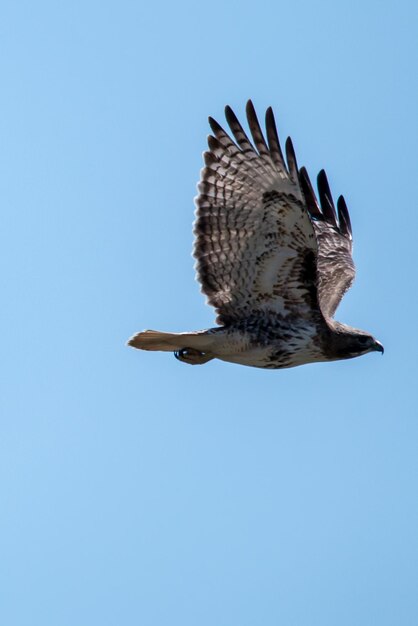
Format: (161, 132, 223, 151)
(128, 101, 383, 369)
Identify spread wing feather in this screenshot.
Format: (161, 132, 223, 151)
(194, 101, 355, 325)
(299, 167, 355, 318)
(194, 101, 319, 325)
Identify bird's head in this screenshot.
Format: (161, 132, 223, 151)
(330, 323, 384, 360)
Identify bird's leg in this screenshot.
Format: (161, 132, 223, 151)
(174, 348, 214, 365)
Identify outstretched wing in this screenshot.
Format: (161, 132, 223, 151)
(299, 167, 355, 318)
(194, 101, 320, 326)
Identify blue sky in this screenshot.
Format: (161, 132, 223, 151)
(1, 1, 418, 624)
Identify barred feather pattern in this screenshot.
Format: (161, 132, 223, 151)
(194, 101, 320, 326)
(298, 166, 355, 318)
(194, 101, 355, 328)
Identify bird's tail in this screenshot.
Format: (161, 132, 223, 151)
(127, 329, 213, 352)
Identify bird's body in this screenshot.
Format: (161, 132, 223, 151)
(203, 315, 323, 369)
(128, 101, 383, 368)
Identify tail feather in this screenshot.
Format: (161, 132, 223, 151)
(127, 329, 212, 352)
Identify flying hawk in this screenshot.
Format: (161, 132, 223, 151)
(128, 101, 383, 369)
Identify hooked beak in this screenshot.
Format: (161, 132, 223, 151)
(373, 340, 384, 355)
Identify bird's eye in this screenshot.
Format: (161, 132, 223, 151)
(358, 336, 369, 344)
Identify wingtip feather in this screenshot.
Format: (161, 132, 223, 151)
(317, 169, 338, 227)
(285, 137, 298, 180)
(299, 166, 322, 220)
(337, 195, 353, 238)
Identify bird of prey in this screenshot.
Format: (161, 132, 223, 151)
(128, 101, 383, 369)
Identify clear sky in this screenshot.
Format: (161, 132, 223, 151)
(1, 1, 417, 625)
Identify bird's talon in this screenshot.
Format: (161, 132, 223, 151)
(174, 347, 212, 365)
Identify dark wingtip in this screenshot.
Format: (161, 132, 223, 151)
(224, 104, 238, 127)
(317, 169, 338, 227)
(208, 115, 227, 137)
(265, 106, 285, 168)
(224, 102, 254, 152)
(207, 134, 221, 152)
(299, 166, 323, 220)
(245, 99, 270, 156)
(337, 195, 353, 238)
(285, 137, 298, 180)
(245, 99, 255, 116)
